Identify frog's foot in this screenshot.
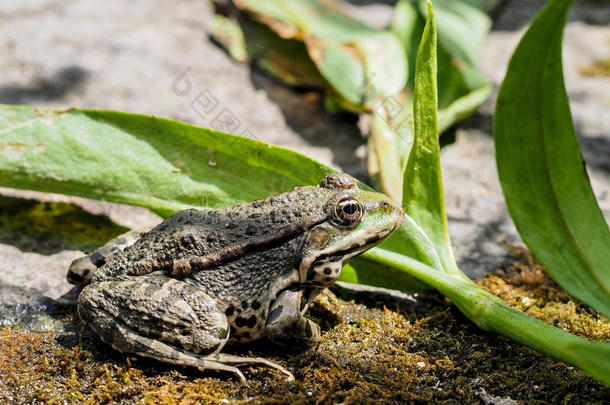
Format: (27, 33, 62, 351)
(205, 353, 294, 382)
(107, 321, 293, 383)
(115, 329, 251, 383)
(265, 289, 321, 347)
(67, 229, 145, 285)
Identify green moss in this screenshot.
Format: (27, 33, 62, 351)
(478, 247, 610, 341)
(0, 196, 128, 254)
(1, 249, 609, 403)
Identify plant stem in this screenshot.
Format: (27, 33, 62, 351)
(362, 248, 610, 386)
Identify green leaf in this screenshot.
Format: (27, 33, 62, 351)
(419, 0, 491, 66)
(0, 105, 333, 218)
(210, 14, 249, 63)
(391, 0, 492, 134)
(211, 16, 327, 88)
(232, 0, 407, 109)
(494, 0, 610, 318)
(400, 2, 460, 275)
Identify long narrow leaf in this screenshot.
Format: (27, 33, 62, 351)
(494, 0, 610, 318)
(401, 2, 460, 275)
(362, 248, 610, 386)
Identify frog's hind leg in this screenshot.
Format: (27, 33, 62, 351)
(78, 275, 293, 382)
(67, 229, 144, 285)
(92, 324, 293, 383)
(99, 321, 249, 383)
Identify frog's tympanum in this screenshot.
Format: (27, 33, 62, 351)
(68, 173, 404, 382)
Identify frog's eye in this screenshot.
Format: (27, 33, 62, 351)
(333, 197, 364, 227)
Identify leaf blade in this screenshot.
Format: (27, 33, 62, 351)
(0, 105, 333, 217)
(233, 0, 407, 109)
(400, 2, 460, 275)
(420, 0, 491, 66)
(494, 0, 610, 317)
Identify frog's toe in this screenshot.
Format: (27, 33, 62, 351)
(198, 361, 247, 384)
(210, 353, 294, 381)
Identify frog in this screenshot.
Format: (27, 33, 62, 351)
(67, 173, 404, 382)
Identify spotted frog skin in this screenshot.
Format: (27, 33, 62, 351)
(68, 173, 404, 381)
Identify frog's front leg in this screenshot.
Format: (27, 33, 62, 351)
(67, 229, 144, 285)
(78, 275, 293, 382)
(265, 289, 321, 347)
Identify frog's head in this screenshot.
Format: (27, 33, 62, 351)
(298, 173, 404, 288)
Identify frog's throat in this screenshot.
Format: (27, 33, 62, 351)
(170, 214, 329, 278)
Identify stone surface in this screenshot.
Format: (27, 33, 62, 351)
(0, 0, 608, 325)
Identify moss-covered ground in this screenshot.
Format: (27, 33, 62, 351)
(1, 249, 608, 404)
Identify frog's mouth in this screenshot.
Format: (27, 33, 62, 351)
(299, 228, 394, 289)
(312, 233, 385, 268)
(313, 217, 400, 263)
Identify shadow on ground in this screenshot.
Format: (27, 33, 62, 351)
(0, 195, 127, 329)
(0, 66, 88, 104)
(249, 70, 368, 180)
(0, 195, 128, 255)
